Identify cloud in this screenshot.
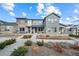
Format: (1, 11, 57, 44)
(41, 15, 45, 18)
(37, 3, 44, 15)
(9, 12, 15, 16)
(36, 3, 62, 18)
(60, 17, 73, 25)
(29, 7, 32, 10)
(73, 16, 78, 20)
(45, 6, 62, 16)
(1, 3, 15, 17)
(1, 3, 15, 11)
(66, 17, 70, 20)
(71, 16, 79, 24)
(22, 12, 27, 17)
(61, 16, 79, 25)
(74, 9, 79, 13)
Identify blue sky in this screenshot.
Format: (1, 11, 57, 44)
(0, 3, 79, 25)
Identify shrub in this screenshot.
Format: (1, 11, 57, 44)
(69, 34, 79, 38)
(0, 42, 6, 49)
(36, 40, 44, 46)
(23, 35, 32, 39)
(4, 39, 16, 45)
(11, 47, 28, 56)
(0, 39, 16, 49)
(25, 40, 32, 46)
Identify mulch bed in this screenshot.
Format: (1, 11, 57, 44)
(37, 35, 71, 40)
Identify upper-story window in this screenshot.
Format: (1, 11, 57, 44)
(17, 20, 27, 24)
(20, 20, 26, 23)
(47, 18, 57, 23)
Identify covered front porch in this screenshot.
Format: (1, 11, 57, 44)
(27, 26, 43, 33)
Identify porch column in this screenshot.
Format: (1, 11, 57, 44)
(18, 27, 20, 33)
(30, 27, 32, 33)
(37, 27, 38, 33)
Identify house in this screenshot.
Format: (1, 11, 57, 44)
(59, 23, 66, 34)
(65, 25, 79, 35)
(0, 21, 17, 33)
(16, 18, 43, 33)
(43, 13, 60, 34)
(0, 12, 73, 34)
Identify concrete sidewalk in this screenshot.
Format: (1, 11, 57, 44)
(0, 39, 26, 56)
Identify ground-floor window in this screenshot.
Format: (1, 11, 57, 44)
(54, 27, 57, 32)
(20, 27, 25, 32)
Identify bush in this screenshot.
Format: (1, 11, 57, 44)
(4, 39, 16, 45)
(69, 34, 79, 38)
(25, 40, 32, 46)
(36, 40, 44, 46)
(23, 35, 32, 39)
(0, 39, 16, 49)
(11, 47, 28, 56)
(0, 42, 6, 49)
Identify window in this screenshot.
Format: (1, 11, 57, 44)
(69, 28, 72, 31)
(5, 26, 10, 31)
(20, 27, 25, 31)
(55, 27, 57, 32)
(5, 29, 9, 31)
(48, 30, 51, 32)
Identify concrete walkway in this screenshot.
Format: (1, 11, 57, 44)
(0, 39, 26, 56)
(31, 33, 37, 43)
(0, 34, 79, 56)
(0, 34, 37, 56)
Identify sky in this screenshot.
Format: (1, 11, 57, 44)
(0, 3, 79, 25)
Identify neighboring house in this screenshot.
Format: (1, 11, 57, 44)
(0, 21, 17, 33)
(0, 12, 78, 34)
(66, 25, 79, 35)
(59, 23, 66, 34)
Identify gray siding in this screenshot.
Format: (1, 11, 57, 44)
(44, 13, 60, 33)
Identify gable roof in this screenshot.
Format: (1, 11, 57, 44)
(45, 12, 60, 19)
(59, 23, 66, 26)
